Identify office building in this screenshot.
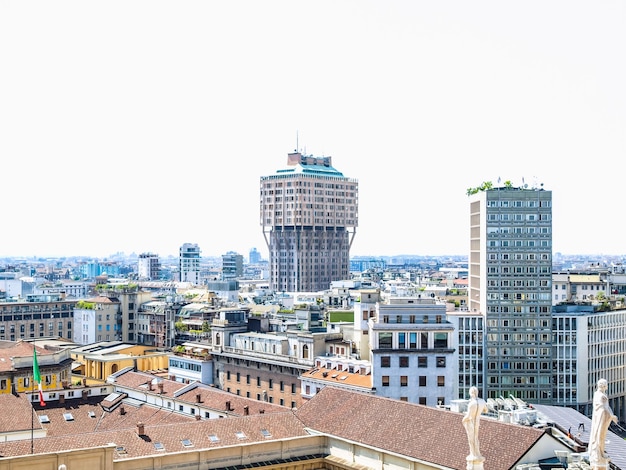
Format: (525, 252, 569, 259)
(179, 243, 201, 284)
(468, 184, 553, 403)
(260, 151, 358, 292)
(552, 304, 626, 421)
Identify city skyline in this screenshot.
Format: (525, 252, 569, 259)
(1, 1, 624, 259)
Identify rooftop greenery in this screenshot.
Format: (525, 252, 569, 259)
(466, 180, 514, 196)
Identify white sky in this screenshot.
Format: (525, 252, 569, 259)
(1, 1, 624, 259)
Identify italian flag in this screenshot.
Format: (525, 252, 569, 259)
(33, 348, 46, 407)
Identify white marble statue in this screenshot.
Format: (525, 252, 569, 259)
(463, 386, 489, 463)
(589, 378, 617, 469)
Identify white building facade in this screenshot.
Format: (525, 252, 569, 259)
(369, 298, 457, 406)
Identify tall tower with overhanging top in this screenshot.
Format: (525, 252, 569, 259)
(261, 151, 358, 293)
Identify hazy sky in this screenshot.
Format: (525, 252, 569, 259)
(1, 1, 624, 260)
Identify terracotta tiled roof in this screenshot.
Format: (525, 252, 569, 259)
(0, 341, 52, 372)
(0, 394, 40, 433)
(300, 366, 373, 389)
(112, 370, 288, 416)
(0, 403, 306, 459)
(295, 386, 546, 470)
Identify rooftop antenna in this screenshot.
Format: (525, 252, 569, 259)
(296, 131, 299, 153)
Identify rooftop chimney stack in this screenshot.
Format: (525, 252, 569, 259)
(137, 422, 145, 436)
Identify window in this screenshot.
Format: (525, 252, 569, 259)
(378, 332, 392, 348)
(380, 356, 391, 368)
(418, 357, 427, 368)
(399, 356, 409, 368)
(419, 397, 427, 405)
(291, 383, 296, 394)
(437, 376, 445, 387)
(419, 376, 426, 387)
(436, 357, 446, 368)
(400, 376, 408, 387)
(382, 376, 390, 386)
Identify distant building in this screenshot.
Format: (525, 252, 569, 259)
(79, 261, 121, 279)
(179, 243, 201, 284)
(137, 253, 160, 281)
(0, 294, 75, 341)
(221, 251, 243, 280)
(260, 151, 358, 292)
(249, 247, 262, 264)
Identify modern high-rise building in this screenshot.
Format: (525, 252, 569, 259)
(468, 183, 553, 403)
(260, 151, 358, 292)
(221, 251, 243, 280)
(179, 243, 201, 284)
(138, 253, 160, 280)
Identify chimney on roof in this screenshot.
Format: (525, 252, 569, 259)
(225, 401, 231, 411)
(243, 406, 249, 416)
(195, 414, 201, 421)
(259, 409, 264, 414)
(148, 381, 153, 391)
(137, 422, 145, 436)
(120, 406, 126, 416)
(158, 382, 164, 394)
(196, 393, 202, 403)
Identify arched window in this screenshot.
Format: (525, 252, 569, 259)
(302, 344, 309, 359)
(215, 333, 221, 346)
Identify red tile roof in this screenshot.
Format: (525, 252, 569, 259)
(296, 386, 546, 470)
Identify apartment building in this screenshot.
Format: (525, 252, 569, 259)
(179, 243, 201, 284)
(210, 308, 340, 408)
(260, 151, 358, 292)
(0, 294, 75, 341)
(468, 184, 553, 403)
(137, 252, 161, 281)
(369, 297, 457, 406)
(221, 251, 243, 280)
(73, 296, 121, 344)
